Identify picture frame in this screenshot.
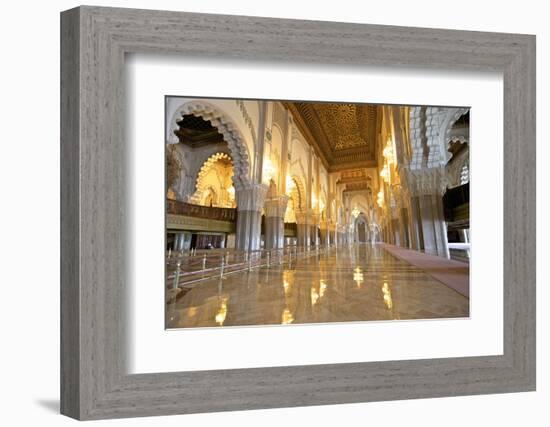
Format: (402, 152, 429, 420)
(60, 5, 536, 420)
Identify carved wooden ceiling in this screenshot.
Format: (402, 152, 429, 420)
(338, 169, 373, 193)
(285, 101, 380, 171)
(174, 114, 225, 148)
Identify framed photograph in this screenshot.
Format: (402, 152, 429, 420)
(61, 6, 536, 420)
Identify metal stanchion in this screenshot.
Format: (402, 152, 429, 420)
(202, 254, 207, 270)
(220, 255, 225, 278)
(172, 261, 181, 289)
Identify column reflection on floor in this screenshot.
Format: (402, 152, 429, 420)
(166, 244, 469, 329)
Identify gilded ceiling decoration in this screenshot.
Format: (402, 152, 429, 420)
(338, 169, 373, 192)
(285, 101, 380, 171)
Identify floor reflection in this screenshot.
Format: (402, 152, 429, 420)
(166, 244, 469, 329)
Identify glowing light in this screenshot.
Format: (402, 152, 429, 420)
(311, 288, 320, 305)
(382, 282, 393, 310)
(281, 308, 294, 324)
(215, 298, 228, 325)
(319, 280, 327, 298)
(380, 164, 390, 183)
(263, 157, 276, 183)
(383, 138, 396, 164)
(227, 185, 235, 201)
(283, 280, 291, 295)
(353, 267, 364, 287)
(319, 198, 325, 211)
(286, 175, 296, 193)
(312, 193, 318, 209)
(352, 206, 360, 218)
(377, 190, 385, 208)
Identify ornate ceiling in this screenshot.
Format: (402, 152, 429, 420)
(285, 101, 380, 171)
(174, 114, 225, 148)
(338, 168, 373, 193)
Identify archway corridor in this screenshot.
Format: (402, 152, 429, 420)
(165, 97, 470, 328)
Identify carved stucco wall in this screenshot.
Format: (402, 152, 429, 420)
(189, 153, 236, 208)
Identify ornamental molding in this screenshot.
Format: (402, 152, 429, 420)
(408, 106, 425, 170)
(235, 99, 257, 146)
(189, 152, 234, 207)
(401, 166, 448, 197)
(168, 100, 251, 189)
(408, 106, 469, 170)
(235, 183, 268, 212)
(443, 108, 470, 150)
(264, 195, 289, 218)
(446, 148, 469, 189)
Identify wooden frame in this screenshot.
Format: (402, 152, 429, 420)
(61, 5, 536, 420)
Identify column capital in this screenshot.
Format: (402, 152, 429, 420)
(235, 183, 268, 212)
(295, 210, 308, 225)
(264, 195, 289, 218)
(401, 166, 447, 197)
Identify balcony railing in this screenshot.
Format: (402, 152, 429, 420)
(167, 199, 237, 222)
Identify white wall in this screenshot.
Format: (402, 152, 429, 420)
(0, 1, 547, 426)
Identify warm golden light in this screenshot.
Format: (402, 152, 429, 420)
(263, 157, 276, 183)
(353, 267, 364, 287)
(283, 280, 291, 295)
(227, 185, 235, 201)
(286, 175, 295, 193)
(319, 280, 327, 298)
(382, 138, 396, 164)
(380, 164, 390, 183)
(319, 198, 325, 212)
(382, 282, 393, 310)
(377, 190, 385, 208)
(311, 287, 320, 305)
(281, 308, 294, 324)
(215, 298, 228, 325)
(352, 206, 360, 218)
(383, 145, 394, 163)
(311, 193, 318, 209)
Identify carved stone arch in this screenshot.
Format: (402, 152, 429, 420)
(168, 100, 251, 189)
(440, 107, 469, 163)
(271, 122, 285, 145)
(289, 175, 307, 212)
(190, 152, 234, 206)
(188, 146, 232, 189)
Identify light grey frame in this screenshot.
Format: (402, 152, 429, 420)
(60, 5, 536, 420)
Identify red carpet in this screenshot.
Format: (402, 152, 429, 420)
(381, 244, 469, 298)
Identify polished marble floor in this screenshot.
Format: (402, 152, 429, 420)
(166, 244, 469, 329)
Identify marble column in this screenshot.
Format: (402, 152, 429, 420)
(264, 195, 289, 249)
(295, 211, 309, 248)
(400, 207, 411, 248)
(310, 212, 320, 247)
(402, 167, 449, 258)
(235, 183, 268, 251)
(320, 220, 329, 246)
(417, 193, 449, 258)
(408, 196, 423, 251)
